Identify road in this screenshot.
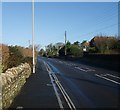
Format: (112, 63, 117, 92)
(10, 56, 120, 109)
(42, 58, 120, 108)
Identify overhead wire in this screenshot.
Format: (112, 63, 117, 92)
(77, 5, 118, 39)
(68, 5, 118, 39)
(79, 23, 118, 38)
(91, 6, 117, 24)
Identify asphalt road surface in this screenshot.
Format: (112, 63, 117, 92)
(10, 56, 120, 109)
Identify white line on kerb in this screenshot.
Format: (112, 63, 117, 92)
(95, 74, 120, 85)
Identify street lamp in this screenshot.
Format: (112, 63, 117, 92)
(32, 0, 35, 73)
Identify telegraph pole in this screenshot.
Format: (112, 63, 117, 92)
(28, 40, 30, 48)
(65, 31, 67, 56)
(32, 0, 35, 73)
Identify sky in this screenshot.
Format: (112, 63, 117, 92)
(2, 2, 118, 48)
(2, 0, 120, 2)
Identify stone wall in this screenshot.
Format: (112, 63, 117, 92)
(0, 63, 31, 109)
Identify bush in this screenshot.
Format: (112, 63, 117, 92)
(0, 44, 33, 72)
(70, 45, 83, 57)
(90, 36, 120, 54)
(89, 47, 97, 53)
(0, 44, 10, 71)
(0, 65, 3, 73)
(7, 46, 25, 69)
(23, 57, 33, 71)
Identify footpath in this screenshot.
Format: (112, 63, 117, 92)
(9, 59, 59, 109)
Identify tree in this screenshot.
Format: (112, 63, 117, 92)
(89, 47, 97, 53)
(0, 44, 10, 71)
(89, 36, 119, 54)
(39, 49, 45, 56)
(45, 43, 59, 57)
(73, 41, 80, 46)
(116, 40, 120, 49)
(66, 41, 71, 49)
(54, 42, 64, 56)
(29, 44, 41, 52)
(8, 46, 24, 68)
(46, 43, 53, 52)
(59, 46, 65, 56)
(70, 44, 83, 57)
(59, 42, 83, 57)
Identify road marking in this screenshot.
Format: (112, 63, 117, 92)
(44, 61, 64, 109)
(85, 67, 95, 72)
(75, 66, 95, 72)
(95, 74, 120, 85)
(52, 73, 76, 110)
(16, 106, 23, 109)
(75, 67, 87, 72)
(55, 60, 95, 72)
(46, 83, 53, 87)
(44, 61, 76, 110)
(105, 74, 120, 79)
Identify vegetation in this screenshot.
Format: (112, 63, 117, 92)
(70, 44, 83, 57)
(0, 44, 33, 72)
(90, 36, 120, 54)
(8, 46, 25, 68)
(43, 42, 64, 57)
(39, 35, 120, 58)
(0, 44, 10, 72)
(1, 35, 120, 73)
(39, 41, 83, 57)
(0, 65, 3, 73)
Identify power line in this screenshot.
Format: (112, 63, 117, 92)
(69, 6, 118, 39)
(91, 5, 117, 23)
(91, 13, 118, 26)
(79, 23, 118, 38)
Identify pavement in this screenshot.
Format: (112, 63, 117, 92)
(10, 58, 59, 109)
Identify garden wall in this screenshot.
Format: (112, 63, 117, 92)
(0, 63, 31, 109)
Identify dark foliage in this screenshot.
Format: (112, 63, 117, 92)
(7, 46, 25, 68)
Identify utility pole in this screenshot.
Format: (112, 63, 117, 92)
(32, 0, 35, 73)
(65, 31, 67, 56)
(28, 40, 30, 48)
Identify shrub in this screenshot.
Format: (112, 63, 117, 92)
(0, 44, 34, 72)
(23, 57, 33, 71)
(7, 46, 24, 69)
(70, 45, 83, 57)
(0, 44, 10, 72)
(0, 65, 3, 73)
(89, 47, 97, 53)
